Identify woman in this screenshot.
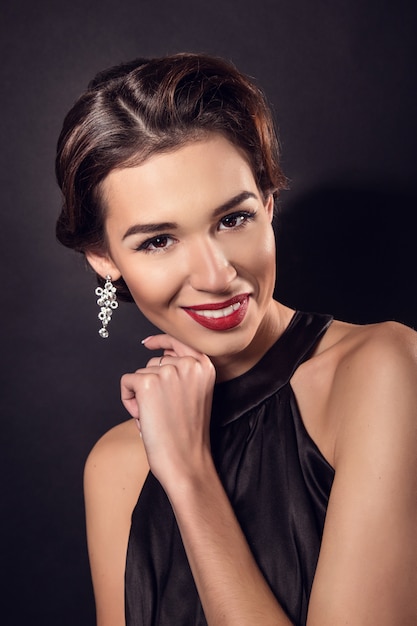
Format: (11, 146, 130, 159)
(56, 54, 417, 626)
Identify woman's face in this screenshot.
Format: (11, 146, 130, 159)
(92, 134, 277, 362)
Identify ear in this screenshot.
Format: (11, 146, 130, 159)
(264, 193, 275, 223)
(85, 251, 122, 281)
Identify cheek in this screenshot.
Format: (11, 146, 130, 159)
(242, 226, 276, 281)
(121, 262, 180, 312)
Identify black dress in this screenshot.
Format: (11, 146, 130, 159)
(125, 311, 335, 626)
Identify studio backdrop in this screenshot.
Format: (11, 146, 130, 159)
(1, 1, 416, 624)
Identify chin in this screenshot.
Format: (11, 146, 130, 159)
(194, 328, 257, 358)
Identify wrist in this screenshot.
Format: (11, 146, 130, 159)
(162, 447, 219, 505)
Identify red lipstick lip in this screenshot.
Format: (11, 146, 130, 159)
(182, 294, 249, 331)
(184, 293, 249, 311)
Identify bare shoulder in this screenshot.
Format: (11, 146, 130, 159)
(308, 317, 417, 393)
(83, 419, 149, 626)
(332, 317, 416, 361)
(84, 418, 149, 503)
(292, 318, 417, 467)
(327, 319, 417, 403)
(324, 319, 417, 467)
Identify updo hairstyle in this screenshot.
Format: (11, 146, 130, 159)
(55, 53, 286, 300)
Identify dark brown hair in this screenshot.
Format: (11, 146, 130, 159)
(55, 53, 286, 300)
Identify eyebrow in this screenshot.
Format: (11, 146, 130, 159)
(122, 191, 258, 240)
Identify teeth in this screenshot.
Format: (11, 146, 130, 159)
(196, 301, 241, 319)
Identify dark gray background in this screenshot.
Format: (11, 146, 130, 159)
(1, 1, 416, 624)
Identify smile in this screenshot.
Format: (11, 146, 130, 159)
(193, 301, 242, 319)
(183, 294, 249, 331)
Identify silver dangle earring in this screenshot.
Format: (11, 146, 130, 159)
(95, 275, 118, 338)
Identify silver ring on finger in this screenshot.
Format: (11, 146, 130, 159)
(159, 355, 165, 367)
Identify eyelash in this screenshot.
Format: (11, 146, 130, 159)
(219, 210, 256, 230)
(135, 210, 256, 253)
(136, 235, 174, 253)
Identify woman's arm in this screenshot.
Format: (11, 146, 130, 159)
(167, 451, 293, 625)
(122, 324, 417, 626)
(122, 334, 294, 625)
(307, 322, 417, 625)
(84, 420, 149, 626)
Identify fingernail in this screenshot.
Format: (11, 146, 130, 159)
(141, 336, 153, 344)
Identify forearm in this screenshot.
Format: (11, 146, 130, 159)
(125, 335, 293, 623)
(166, 453, 293, 626)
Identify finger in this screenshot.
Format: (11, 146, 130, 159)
(146, 355, 173, 369)
(120, 373, 143, 419)
(142, 334, 204, 359)
(146, 354, 197, 369)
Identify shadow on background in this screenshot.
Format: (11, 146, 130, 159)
(1, 1, 416, 624)
(275, 184, 417, 328)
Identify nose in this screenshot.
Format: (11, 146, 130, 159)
(187, 236, 237, 293)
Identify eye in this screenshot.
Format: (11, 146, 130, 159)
(218, 211, 256, 230)
(136, 235, 175, 253)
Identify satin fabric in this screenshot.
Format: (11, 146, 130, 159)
(125, 311, 335, 626)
